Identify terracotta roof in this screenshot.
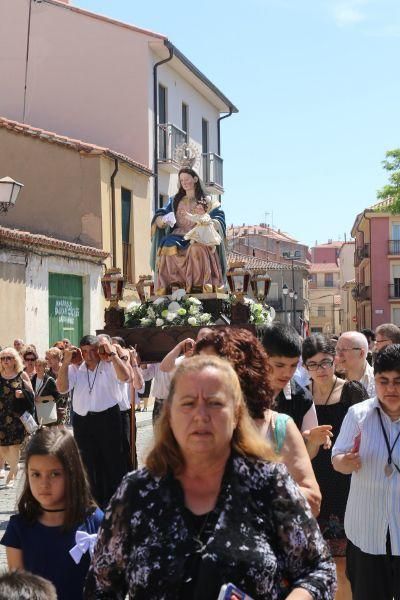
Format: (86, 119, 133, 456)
(227, 251, 307, 271)
(0, 117, 152, 176)
(309, 262, 339, 273)
(0, 225, 109, 261)
(227, 225, 300, 243)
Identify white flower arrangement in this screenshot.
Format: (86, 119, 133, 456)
(125, 290, 214, 328)
(246, 298, 274, 325)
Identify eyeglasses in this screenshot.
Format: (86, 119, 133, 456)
(0, 356, 14, 362)
(336, 347, 361, 355)
(306, 359, 334, 371)
(24, 357, 36, 362)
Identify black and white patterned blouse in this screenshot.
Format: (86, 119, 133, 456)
(85, 455, 336, 599)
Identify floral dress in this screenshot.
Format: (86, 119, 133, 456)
(0, 373, 34, 445)
(85, 454, 336, 599)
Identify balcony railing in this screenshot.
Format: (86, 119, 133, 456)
(388, 240, 400, 255)
(157, 123, 186, 163)
(389, 284, 400, 299)
(354, 243, 370, 266)
(202, 152, 223, 191)
(123, 242, 133, 283)
(352, 284, 371, 301)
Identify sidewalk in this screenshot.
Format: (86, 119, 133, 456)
(0, 407, 154, 572)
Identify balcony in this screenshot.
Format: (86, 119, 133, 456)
(354, 243, 370, 266)
(389, 284, 400, 299)
(157, 123, 186, 171)
(352, 284, 371, 302)
(388, 240, 400, 255)
(202, 152, 224, 192)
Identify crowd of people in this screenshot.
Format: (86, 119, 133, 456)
(0, 321, 399, 599)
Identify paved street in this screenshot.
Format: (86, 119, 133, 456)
(0, 408, 154, 571)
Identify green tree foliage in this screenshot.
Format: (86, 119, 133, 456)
(377, 149, 400, 213)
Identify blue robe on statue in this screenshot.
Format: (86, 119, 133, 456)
(150, 196, 227, 292)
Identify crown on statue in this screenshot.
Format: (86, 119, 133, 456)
(173, 143, 201, 170)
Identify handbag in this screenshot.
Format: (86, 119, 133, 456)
(35, 395, 58, 425)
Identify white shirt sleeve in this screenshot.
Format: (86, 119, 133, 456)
(141, 364, 156, 381)
(301, 403, 318, 433)
(66, 364, 78, 393)
(331, 407, 359, 457)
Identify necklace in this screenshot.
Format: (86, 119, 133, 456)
(40, 507, 66, 512)
(376, 407, 400, 477)
(192, 511, 212, 554)
(86, 363, 100, 394)
(312, 376, 337, 405)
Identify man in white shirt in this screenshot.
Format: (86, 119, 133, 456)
(332, 344, 400, 600)
(57, 334, 130, 508)
(335, 331, 375, 397)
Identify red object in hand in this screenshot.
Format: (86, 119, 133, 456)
(352, 432, 361, 453)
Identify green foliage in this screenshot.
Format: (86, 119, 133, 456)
(377, 149, 400, 214)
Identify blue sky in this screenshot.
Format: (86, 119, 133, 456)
(76, 0, 400, 247)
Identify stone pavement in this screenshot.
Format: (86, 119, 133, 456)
(0, 407, 154, 571)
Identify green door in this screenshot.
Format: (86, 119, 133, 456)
(49, 273, 83, 347)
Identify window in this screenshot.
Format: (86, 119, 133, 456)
(202, 118, 209, 154)
(158, 84, 167, 161)
(121, 188, 132, 282)
(182, 103, 189, 142)
(393, 308, 400, 326)
(158, 194, 168, 210)
(318, 306, 325, 317)
(158, 84, 167, 124)
(325, 273, 334, 287)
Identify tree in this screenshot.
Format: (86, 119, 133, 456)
(377, 149, 400, 213)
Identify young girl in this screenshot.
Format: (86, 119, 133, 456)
(1, 427, 103, 600)
(184, 197, 222, 250)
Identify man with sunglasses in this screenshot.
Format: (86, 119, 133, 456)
(335, 331, 375, 397)
(332, 344, 400, 599)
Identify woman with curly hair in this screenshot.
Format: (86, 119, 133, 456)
(195, 328, 321, 515)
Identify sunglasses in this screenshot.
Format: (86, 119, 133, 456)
(24, 357, 36, 362)
(0, 356, 14, 361)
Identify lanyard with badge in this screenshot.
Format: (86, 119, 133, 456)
(376, 407, 400, 477)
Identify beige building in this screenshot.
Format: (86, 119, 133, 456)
(0, 225, 108, 354)
(0, 117, 151, 287)
(338, 242, 357, 331)
(0, 117, 152, 344)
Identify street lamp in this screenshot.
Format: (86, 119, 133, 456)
(282, 283, 289, 324)
(0, 176, 24, 213)
(293, 291, 298, 331)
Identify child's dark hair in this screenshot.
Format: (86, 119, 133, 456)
(374, 344, 400, 375)
(18, 427, 96, 531)
(302, 334, 336, 364)
(262, 323, 302, 358)
(0, 570, 57, 600)
(196, 198, 208, 211)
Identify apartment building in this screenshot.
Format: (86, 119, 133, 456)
(351, 199, 400, 328)
(309, 241, 342, 334)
